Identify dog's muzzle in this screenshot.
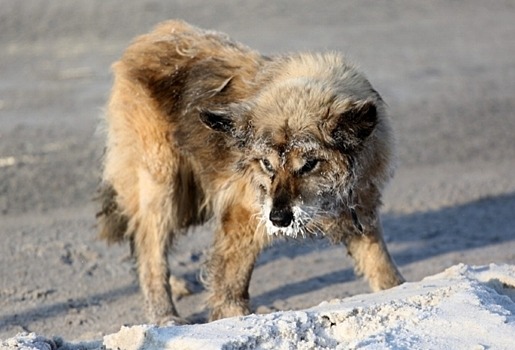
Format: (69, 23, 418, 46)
(269, 207, 293, 227)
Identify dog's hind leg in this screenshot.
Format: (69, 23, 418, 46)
(131, 168, 184, 325)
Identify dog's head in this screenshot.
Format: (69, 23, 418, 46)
(199, 54, 391, 237)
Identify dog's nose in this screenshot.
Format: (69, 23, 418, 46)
(269, 207, 293, 227)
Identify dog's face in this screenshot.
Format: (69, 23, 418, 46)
(200, 78, 380, 237)
(248, 133, 350, 238)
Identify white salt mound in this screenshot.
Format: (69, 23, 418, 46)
(3, 264, 515, 350)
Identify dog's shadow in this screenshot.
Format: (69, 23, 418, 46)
(248, 192, 515, 308)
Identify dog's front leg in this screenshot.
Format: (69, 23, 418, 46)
(344, 216, 405, 291)
(204, 205, 265, 321)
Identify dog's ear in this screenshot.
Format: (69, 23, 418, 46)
(199, 107, 253, 148)
(330, 100, 378, 152)
(199, 110, 235, 134)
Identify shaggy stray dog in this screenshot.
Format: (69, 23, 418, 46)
(97, 20, 404, 324)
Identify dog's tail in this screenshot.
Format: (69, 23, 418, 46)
(95, 183, 128, 244)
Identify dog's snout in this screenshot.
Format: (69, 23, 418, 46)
(269, 207, 293, 227)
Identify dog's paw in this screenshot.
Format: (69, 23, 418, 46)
(159, 315, 189, 327)
(209, 302, 250, 322)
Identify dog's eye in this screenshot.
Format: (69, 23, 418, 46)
(259, 158, 275, 174)
(297, 159, 320, 175)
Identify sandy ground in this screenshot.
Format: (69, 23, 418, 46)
(1, 0, 514, 342)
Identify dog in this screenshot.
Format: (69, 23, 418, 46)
(96, 20, 404, 324)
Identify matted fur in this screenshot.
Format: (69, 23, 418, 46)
(97, 20, 404, 324)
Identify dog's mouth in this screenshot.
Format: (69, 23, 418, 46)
(260, 195, 362, 238)
(261, 205, 324, 238)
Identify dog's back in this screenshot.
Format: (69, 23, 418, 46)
(97, 20, 265, 243)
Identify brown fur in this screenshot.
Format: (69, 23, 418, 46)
(97, 20, 404, 324)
